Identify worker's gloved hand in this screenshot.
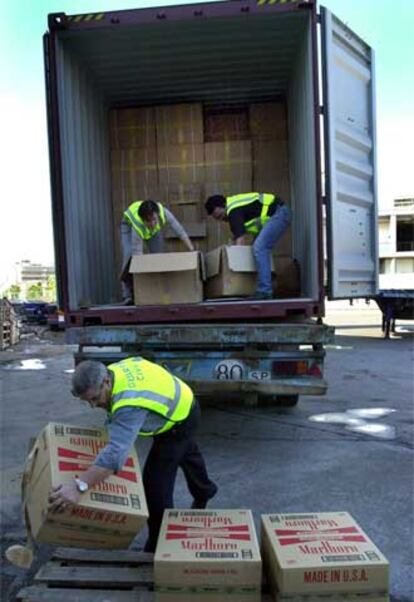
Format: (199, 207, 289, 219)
(48, 482, 80, 513)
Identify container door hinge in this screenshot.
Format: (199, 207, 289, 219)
(319, 105, 324, 115)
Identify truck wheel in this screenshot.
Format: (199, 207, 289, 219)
(258, 394, 299, 407)
(277, 395, 299, 407)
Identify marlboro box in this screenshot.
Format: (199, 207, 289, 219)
(23, 422, 148, 549)
(261, 512, 389, 599)
(154, 509, 262, 602)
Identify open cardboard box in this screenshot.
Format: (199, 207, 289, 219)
(130, 251, 205, 305)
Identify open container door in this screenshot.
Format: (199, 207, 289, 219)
(321, 6, 379, 299)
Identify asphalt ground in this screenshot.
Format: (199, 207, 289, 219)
(0, 305, 413, 601)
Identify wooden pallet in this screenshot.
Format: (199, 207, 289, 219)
(16, 547, 274, 601)
(16, 548, 154, 602)
(0, 323, 12, 350)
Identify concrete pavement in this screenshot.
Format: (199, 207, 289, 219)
(1, 308, 413, 601)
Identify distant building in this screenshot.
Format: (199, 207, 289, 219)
(15, 260, 55, 300)
(378, 199, 414, 289)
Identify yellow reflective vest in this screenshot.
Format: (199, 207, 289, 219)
(226, 193, 276, 235)
(123, 201, 166, 240)
(108, 357, 194, 436)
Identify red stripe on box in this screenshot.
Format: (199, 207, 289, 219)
(278, 535, 367, 546)
(58, 462, 137, 483)
(167, 524, 249, 532)
(166, 532, 251, 541)
(275, 526, 359, 536)
(57, 446, 135, 468)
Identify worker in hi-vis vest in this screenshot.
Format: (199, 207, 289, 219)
(120, 199, 194, 304)
(49, 358, 217, 553)
(205, 192, 291, 300)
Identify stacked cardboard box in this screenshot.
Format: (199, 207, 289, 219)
(109, 107, 159, 273)
(156, 104, 207, 252)
(109, 107, 157, 149)
(109, 99, 294, 296)
(204, 140, 253, 250)
(205, 109, 250, 142)
(261, 512, 389, 602)
(204, 141, 252, 195)
(250, 101, 292, 256)
(155, 104, 204, 146)
(24, 422, 148, 549)
(154, 509, 262, 602)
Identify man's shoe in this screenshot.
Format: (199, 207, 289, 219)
(249, 292, 273, 300)
(191, 484, 218, 509)
(191, 499, 208, 509)
(120, 297, 134, 306)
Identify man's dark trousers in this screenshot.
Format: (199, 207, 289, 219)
(142, 400, 217, 552)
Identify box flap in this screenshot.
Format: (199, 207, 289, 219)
(226, 245, 257, 273)
(205, 247, 222, 278)
(130, 252, 201, 275)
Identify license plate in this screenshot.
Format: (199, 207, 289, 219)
(214, 360, 245, 380)
(248, 370, 271, 381)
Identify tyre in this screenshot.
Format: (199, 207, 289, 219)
(258, 394, 299, 407)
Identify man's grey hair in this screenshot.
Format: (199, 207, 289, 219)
(71, 360, 108, 397)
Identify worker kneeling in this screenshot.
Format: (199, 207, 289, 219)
(49, 358, 217, 553)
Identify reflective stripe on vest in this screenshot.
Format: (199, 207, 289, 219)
(226, 192, 276, 235)
(123, 201, 166, 240)
(108, 357, 194, 436)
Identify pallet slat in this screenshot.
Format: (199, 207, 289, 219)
(53, 547, 153, 564)
(17, 585, 154, 602)
(35, 563, 153, 587)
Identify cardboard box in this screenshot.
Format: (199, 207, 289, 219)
(250, 102, 288, 140)
(161, 183, 203, 205)
(169, 203, 203, 223)
(205, 141, 252, 185)
(130, 251, 204, 305)
(154, 509, 262, 602)
(205, 245, 276, 298)
(111, 148, 158, 189)
(156, 103, 204, 146)
(273, 593, 390, 602)
(158, 145, 205, 185)
(273, 257, 301, 298)
(205, 247, 300, 299)
(204, 180, 252, 200)
(261, 512, 389, 598)
(109, 107, 156, 149)
(252, 140, 290, 199)
(205, 110, 250, 142)
(24, 423, 148, 549)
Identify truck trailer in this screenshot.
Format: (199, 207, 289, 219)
(43, 0, 378, 406)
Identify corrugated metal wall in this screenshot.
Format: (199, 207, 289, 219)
(56, 40, 117, 309)
(287, 19, 319, 300)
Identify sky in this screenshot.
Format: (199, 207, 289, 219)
(0, 0, 413, 289)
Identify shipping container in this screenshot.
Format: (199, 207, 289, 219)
(44, 0, 378, 404)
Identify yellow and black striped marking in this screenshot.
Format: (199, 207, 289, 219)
(66, 13, 105, 23)
(257, 0, 299, 5)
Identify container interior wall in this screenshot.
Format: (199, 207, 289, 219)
(287, 19, 319, 301)
(56, 40, 117, 309)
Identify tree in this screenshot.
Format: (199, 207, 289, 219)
(6, 284, 21, 300)
(45, 274, 57, 302)
(27, 282, 43, 300)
